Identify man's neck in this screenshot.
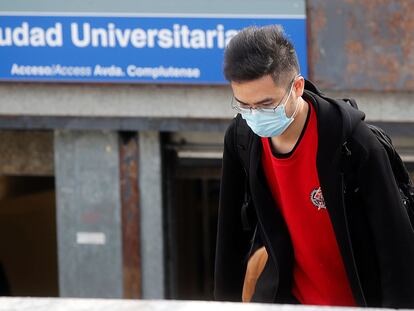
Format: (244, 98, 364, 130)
(270, 98, 309, 154)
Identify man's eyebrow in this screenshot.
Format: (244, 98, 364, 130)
(233, 96, 274, 106)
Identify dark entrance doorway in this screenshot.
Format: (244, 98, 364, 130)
(163, 132, 223, 300)
(0, 175, 58, 297)
(0, 131, 58, 297)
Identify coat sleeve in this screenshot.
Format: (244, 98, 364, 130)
(356, 125, 414, 308)
(214, 120, 251, 301)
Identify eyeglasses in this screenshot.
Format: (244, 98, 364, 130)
(231, 74, 299, 114)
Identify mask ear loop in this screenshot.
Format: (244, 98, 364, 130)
(283, 76, 301, 119)
(289, 96, 303, 120)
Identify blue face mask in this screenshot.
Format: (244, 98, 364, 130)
(241, 84, 301, 137)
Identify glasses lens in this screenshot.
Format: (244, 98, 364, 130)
(231, 97, 251, 113)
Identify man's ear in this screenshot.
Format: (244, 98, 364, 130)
(294, 76, 305, 97)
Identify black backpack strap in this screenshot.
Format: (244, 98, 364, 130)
(366, 124, 412, 186)
(235, 114, 255, 231)
(366, 126, 414, 222)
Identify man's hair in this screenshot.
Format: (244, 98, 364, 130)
(223, 25, 300, 84)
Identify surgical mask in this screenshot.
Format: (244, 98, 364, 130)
(241, 83, 301, 137)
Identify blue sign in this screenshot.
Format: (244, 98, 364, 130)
(0, 14, 307, 84)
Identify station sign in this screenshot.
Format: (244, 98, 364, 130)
(0, 13, 307, 84)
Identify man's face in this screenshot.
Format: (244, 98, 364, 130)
(231, 74, 304, 117)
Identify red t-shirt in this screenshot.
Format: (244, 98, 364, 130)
(261, 102, 356, 306)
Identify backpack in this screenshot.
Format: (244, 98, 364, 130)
(235, 98, 414, 232)
(341, 98, 414, 224)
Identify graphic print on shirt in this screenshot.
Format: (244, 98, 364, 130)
(310, 187, 326, 210)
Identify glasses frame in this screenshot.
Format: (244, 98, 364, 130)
(231, 74, 300, 114)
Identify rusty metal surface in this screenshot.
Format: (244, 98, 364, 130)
(119, 133, 141, 298)
(307, 0, 414, 91)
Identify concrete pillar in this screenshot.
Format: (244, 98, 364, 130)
(139, 131, 165, 299)
(54, 130, 123, 298)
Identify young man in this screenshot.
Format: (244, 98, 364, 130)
(214, 25, 414, 308)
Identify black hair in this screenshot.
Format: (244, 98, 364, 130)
(223, 25, 299, 84)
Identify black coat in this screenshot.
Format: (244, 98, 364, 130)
(214, 80, 414, 308)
